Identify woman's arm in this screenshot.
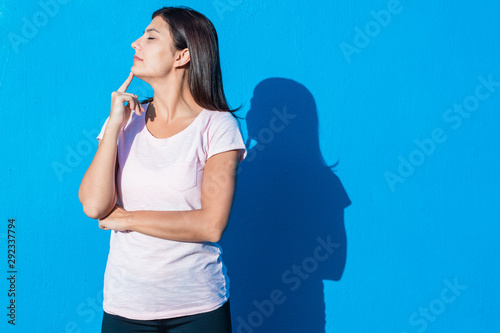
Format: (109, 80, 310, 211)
(78, 72, 144, 220)
(98, 149, 241, 243)
(78, 126, 120, 220)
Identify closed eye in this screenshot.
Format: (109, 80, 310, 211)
(147, 37, 155, 40)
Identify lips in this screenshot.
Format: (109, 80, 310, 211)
(134, 55, 143, 61)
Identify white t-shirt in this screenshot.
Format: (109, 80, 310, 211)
(96, 102, 246, 320)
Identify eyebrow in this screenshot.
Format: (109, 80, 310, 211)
(143, 28, 160, 34)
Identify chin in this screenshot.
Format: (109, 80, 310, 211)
(131, 67, 140, 76)
(131, 69, 148, 81)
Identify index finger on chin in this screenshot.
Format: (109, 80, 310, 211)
(117, 72, 134, 93)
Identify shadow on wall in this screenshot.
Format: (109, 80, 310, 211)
(220, 78, 351, 333)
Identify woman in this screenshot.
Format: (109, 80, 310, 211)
(78, 6, 246, 333)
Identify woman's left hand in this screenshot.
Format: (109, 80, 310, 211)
(98, 204, 132, 232)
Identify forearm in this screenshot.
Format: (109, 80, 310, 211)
(78, 125, 121, 219)
(127, 208, 225, 243)
(97, 150, 239, 242)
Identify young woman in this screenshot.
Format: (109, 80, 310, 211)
(78, 6, 246, 333)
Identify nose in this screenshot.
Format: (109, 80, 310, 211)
(131, 37, 141, 50)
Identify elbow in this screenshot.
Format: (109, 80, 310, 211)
(82, 207, 102, 220)
(79, 195, 99, 220)
(207, 230, 223, 243)
(81, 203, 107, 220)
(206, 218, 228, 243)
(79, 195, 111, 220)
(79, 189, 115, 220)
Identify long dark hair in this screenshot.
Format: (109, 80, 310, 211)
(141, 6, 239, 115)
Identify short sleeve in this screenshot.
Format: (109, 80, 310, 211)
(207, 112, 247, 162)
(96, 104, 143, 141)
(96, 117, 110, 141)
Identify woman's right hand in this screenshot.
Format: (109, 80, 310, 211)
(108, 72, 145, 129)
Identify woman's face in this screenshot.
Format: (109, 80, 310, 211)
(131, 16, 178, 80)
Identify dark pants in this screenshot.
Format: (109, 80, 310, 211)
(101, 300, 232, 333)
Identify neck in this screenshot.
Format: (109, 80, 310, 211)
(147, 71, 202, 122)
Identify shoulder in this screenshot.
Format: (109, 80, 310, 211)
(203, 110, 240, 128)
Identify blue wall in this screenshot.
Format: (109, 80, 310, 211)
(1, 0, 499, 332)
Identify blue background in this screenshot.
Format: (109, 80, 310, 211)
(1, 0, 499, 332)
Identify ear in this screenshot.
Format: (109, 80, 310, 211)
(174, 48, 190, 67)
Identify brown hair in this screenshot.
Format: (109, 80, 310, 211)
(141, 6, 239, 115)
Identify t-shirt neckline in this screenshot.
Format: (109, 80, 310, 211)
(143, 102, 206, 143)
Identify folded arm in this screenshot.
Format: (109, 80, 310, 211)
(98, 149, 241, 243)
(78, 125, 120, 220)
